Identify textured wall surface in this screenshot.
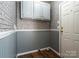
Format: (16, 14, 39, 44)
(51, 1, 61, 29)
(0, 1, 16, 32)
(17, 31, 50, 53)
(0, 32, 16, 58)
(50, 1, 62, 52)
(16, 1, 50, 29)
(0, 1, 17, 58)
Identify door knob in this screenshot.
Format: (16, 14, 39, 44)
(61, 27, 63, 32)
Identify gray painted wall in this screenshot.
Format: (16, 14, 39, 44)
(17, 31, 50, 53)
(50, 1, 62, 52)
(0, 32, 16, 58)
(51, 31, 59, 52)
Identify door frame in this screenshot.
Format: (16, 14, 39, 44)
(59, 2, 61, 57)
(59, 2, 66, 57)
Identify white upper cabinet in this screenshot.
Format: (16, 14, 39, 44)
(42, 2, 50, 20)
(33, 2, 43, 20)
(21, 1, 50, 20)
(21, 1, 33, 19)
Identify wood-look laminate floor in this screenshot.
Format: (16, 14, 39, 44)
(18, 49, 60, 58)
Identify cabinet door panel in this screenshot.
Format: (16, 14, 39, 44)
(21, 1, 33, 18)
(21, 1, 50, 20)
(33, 2, 50, 20)
(33, 2, 42, 20)
(42, 3, 50, 20)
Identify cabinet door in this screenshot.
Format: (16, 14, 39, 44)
(42, 3, 50, 20)
(21, 1, 33, 19)
(33, 2, 42, 20)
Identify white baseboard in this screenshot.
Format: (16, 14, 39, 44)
(49, 47, 60, 56)
(17, 47, 60, 57)
(17, 47, 50, 57)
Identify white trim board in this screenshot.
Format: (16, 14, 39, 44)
(16, 29, 50, 31)
(49, 47, 60, 56)
(16, 29, 59, 31)
(51, 29, 59, 31)
(0, 30, 16, 39)
(17, 47, 50, 57)
(17, 47, 60, 57)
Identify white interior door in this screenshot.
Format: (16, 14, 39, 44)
(73, 2, 79, 57)
(60, 2, 79, 57)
